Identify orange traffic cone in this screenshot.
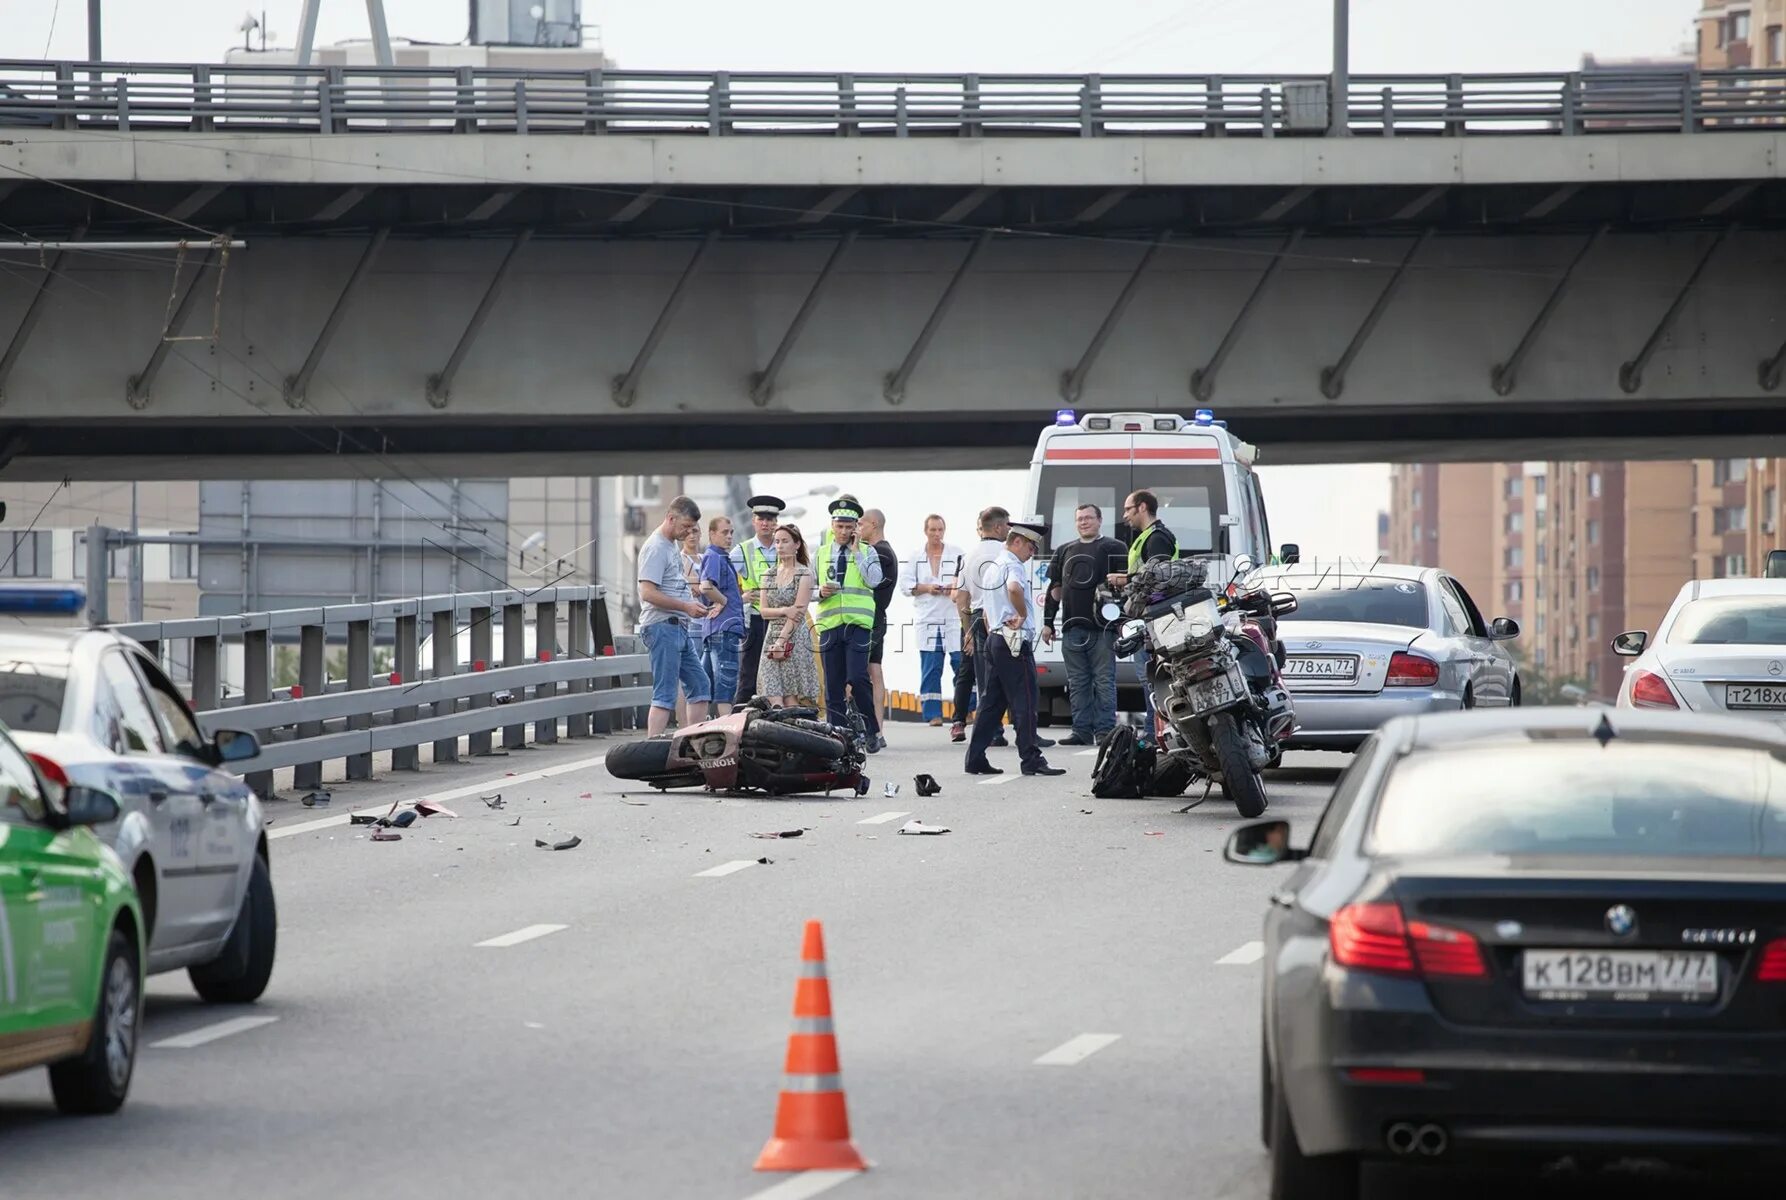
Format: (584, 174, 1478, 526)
(755, 920, 869, 1172)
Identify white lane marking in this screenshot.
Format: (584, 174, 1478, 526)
(741, 1169, 864, 1200)
(856, 810, 911, 825)
(1217, 941, 1266, 965)
(977, 774, 1016, 786)
(1034, 1033, 1122, 1066)
(695, 859, 759, 877)
(476, 923, 569, 948)
(269, 750, 609, 840)
(151, 1015, 280, 1049)
(1074, 749, 1098, 757)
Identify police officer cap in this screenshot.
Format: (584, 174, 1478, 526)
(1009, 518, 1046, 548)
(827, 498, 863, 522)
(747, 494, 786, 517)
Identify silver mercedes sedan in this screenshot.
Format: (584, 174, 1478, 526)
(1613, 578, 1786, 728)
(1253, 563, 1522, 752)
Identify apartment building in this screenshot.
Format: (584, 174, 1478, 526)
(1697, 0, 1786, 68)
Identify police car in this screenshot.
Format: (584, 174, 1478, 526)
(1026, 409, 1293, 724)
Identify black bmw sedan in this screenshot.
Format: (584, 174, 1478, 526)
(1229, 707, 1786, 1200)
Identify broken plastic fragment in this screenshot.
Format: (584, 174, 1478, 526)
(913, 774, 942, 797)
(534, 834, 582, 851)
(380, 810, 418, 829)
(898, 819, 951, 836)
(349, 813, 379, 826)
(370, 828, 401, 842)
(481, 793, 505, 809)
(415, 801, 458, 818)
(750, 829, 805, 839)
(300, 790, 331, 808)
(756, 856, 773, 865)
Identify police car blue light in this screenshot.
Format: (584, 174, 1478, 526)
(1054, 409, 1077, 427)
(1193, 409, 1215, 426)
(0, 586, 85, 614)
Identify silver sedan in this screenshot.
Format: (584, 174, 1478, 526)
(1254, 563, 1522, 752)
(1613, 577, 1786, 729)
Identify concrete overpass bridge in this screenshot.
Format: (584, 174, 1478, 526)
(0, 60, 1785, 478)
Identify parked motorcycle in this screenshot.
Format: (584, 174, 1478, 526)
(1106, 559, 1297, 817)
(604, 698, 870, 797)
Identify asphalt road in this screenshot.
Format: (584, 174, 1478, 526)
(0, 724, 1755, 1199)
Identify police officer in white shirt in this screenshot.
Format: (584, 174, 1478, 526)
(964, 518, 1065, 777)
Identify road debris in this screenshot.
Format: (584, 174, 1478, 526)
(349, 813, 379, 826)
(481, 793, 505, 809)
(914, 774, 942, 797)
(300, 790, 331, 808)
(534, 834, 582, 851)
(756, 856, 773, 865)
(618, 796, 649, 807)
(370, 828, 401, 842)
(381, 810, 418, 829)
(898, 819, 951, 836)
(883, 781, 900, 798)
(1145, 831, 1165, 837)
(751, 829, 806, 839)
(508, 816, 522, 826)
(579, 792, 593, 799)
(415, 801, 458, 818)
(1080, 809, 1094, 815)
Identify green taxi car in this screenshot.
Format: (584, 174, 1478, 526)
(0, 721, 144, 1114)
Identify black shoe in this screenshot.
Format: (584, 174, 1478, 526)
(1034, 735, 1056, 748)
(1058, 733, 1090, 746)
(1023, 763, 1066, 777)
(992, 735, 1010, 748)
(865, 735, 882, 755)
(875, 734, 889, 753)
(965, 761, 1003, 775)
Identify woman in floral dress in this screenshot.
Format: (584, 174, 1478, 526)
(756, 524, 819, 707)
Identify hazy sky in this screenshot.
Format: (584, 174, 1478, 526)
(7, 0, 1702, 686)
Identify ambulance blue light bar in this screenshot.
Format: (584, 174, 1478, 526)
(1193, 409, 1215, 426)
(1055, 409, 1077, 427)
(0, 586, 85, 614)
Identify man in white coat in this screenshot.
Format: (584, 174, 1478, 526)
(899, 514, 966, 728)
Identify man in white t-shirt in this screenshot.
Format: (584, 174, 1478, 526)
(638, 496, 723, 737)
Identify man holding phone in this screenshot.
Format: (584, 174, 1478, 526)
(815, 496, 884, 751)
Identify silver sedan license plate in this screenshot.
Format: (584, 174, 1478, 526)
(1521, 949, 1718, 1003)
(1283, 655, 1358, 683)
(1726, 683, 1786, 709)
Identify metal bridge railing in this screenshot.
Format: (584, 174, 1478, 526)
(106, 585, 649, 798)
(1, 62, 1784, 137)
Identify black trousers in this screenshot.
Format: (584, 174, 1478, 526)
(734, 613, 767, 703)
(952, 611, 1007, 728)
(820, 623, 881, 735)
(966, 636, 1044, 772)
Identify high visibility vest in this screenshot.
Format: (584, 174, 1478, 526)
(1127, 522, 1178, 573)
(735, 538, 775, 612)
(815, 535, 877, 632)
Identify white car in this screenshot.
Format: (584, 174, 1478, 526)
(1614, 578, 1786, 722)
(0, 629, 275, 1003)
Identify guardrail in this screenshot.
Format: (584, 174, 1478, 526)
(107, 585, 649, 797)
(2, 61, 1784, 137)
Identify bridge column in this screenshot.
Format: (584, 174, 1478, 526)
(432, 610, 459, 764)
(533, 600, 558, 745)
(391, 611, 419, 771)
(346, 618, 373, 781)
(294, 624, 326, 792)
(502, 601, 527, 749)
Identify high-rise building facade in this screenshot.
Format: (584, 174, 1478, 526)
(1697, 0, 1786, 69)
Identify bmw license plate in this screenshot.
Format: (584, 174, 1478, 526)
(1187, 672, 1241, 714)
(1520, 949, 1718, 1003)
(1726, 684, 1786, 709)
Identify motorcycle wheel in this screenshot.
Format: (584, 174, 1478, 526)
(744, 721, 848, 761)
(1210, 712, 1268, 819)
(605, 738, 677, 782)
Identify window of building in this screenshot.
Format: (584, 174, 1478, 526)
(1505, 512, 1523, 534)
(169, 535, 199, 581)
(1727, 553, 1749, 577)
(1732, 11, 1752, 42)
(1536, 613, 1546, 635)
(1587, 660, 1599, 687)
(0, 531, 51, 579)
(1410, 487, 1422, 509)
(1586, 565, 1600, 592)
(1506, 580, 1523, 604)
(1714, 458, 1748, 485)
(1587, 613, 1599, 639)
(1535, 647, 1547, 668)
(1504, 546, 1523, 569)
(1714, 506, 1749, 534)
(1503, 477, 1520, 499)
(1690, 509, 1698, 539)
(1717, 17, 1728, 48)
(1587, 471, 1603, 498)
(1533, 475, 1546, 496)
(1769, 487, 1780, 529)
(1770, 25, 1784, 65)
(1411, 523, 1421, 544)
(1535, 510, 1547, 530)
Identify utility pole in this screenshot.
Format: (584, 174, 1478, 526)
(128, 482, 143, 623)
(87, 0, 102, 61)
(1329, 0, 1350, 137)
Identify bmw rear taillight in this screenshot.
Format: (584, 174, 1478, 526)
(1331, 902, 1486, 979)
(1384, 652, 1440, 688)
(1630, 670, 1679, 709)
(1757, 939, 1786, 982)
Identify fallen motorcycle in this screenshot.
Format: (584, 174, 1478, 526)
(604, 698, 870, 797)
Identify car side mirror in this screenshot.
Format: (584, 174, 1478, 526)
(64, 785, 120, 827)
(1489, 617, 1520, 640)
(212, 728, 261, 765)
(1225, 819, 1303, 865)
(1270, 592, 1299, 617)
(1278, 543, 1300, 565)
(1611, 630, 1648, 657)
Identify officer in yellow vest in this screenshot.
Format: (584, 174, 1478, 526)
(816, 497, 885, 752)
(730, 494, 785, 703)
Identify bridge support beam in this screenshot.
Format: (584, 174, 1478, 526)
(127, 242, 222, 409)
(883, 230, 991, 405)
(750, 231, 857, 407)
(1059, 232, 1169, 405)
(1320, 229, 1431, 400)
(0, 227, 84, 405)
(1491, 224, 1606, 397)
(283, 227, 389, 407)
(426, 229, 531, 408)
(611, 231, 716, 408)
(1761, 339, 1786, 392)
(1191, 229, 1301, 403)
(1619, 225, 1731, 394)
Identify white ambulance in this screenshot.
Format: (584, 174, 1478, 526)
(1025, 408, 1294, 724)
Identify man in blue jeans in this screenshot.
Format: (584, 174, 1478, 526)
(637, 496, 722, 737)
(695, 513, 744, 717)
(1041, 503, 1127, 746)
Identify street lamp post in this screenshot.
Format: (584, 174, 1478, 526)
(1330, 0, 1350, 137)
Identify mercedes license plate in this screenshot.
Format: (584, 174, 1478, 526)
(1521, 949, 1718, 1003)
(1187, 672, 1240, 713)
(1726, 684, 1786, 709)
(1282, 655, 1358, 683)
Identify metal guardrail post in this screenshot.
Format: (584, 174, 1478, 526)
(191, 634, 221, 713)
(1081, 74, 1100, 138)
(325, 66, 345, 133)
(565, 597, 592, 737)
(502, 600, 527, 749)
(294, 623, 325, 791)
(1446, 74, 1463, 136)
(709, 71, 729, 136)
(455, 66, 475, 133)
(896, 86, 909, 138)
(242, 627, 273, 799)
(55, 63, 76, 131)
(1261, 87, 1275, 138)
(432, 609, 459, 763)
(1560, 73, 1578, 135)
(1683, 69, 1699, 133)
(116, 78, 129, 132)
(346, 617, 372, 780)
(391, 612, 419, 770)
(468, 605, 494, 755)
(533, 599, 558, 744)
(1208, 76, 1225, 136)
(514, 80, 528, 134)
(586, 68, 606, 134)
(193, 65, 214, 132)
(1381, 87, 1395, 137)
(839, 73, 858, 137)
